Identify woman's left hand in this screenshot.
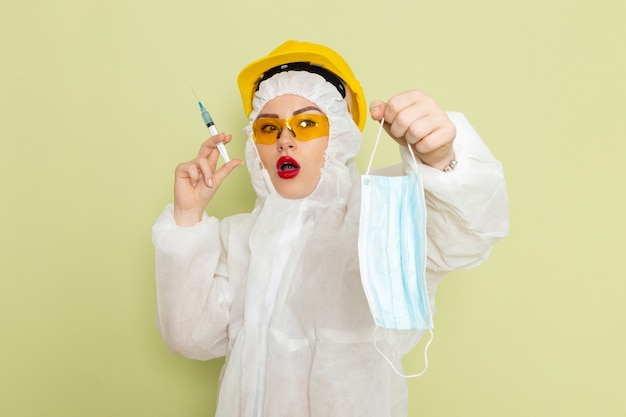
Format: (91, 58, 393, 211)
(369, 90, 456, 170)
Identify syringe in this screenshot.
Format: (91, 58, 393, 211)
(192, 89, 230, 162)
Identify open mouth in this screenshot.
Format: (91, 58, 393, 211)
(277, 156, 300, 179)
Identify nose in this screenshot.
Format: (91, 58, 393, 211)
(276, 125, 296, 150)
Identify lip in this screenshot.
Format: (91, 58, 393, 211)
(276, 156, 300, 179)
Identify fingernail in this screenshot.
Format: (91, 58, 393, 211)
(207, 177, 214, 187)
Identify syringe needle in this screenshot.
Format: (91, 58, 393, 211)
(190, 87, 201, 102)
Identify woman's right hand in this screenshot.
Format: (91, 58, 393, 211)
(173, 133, 242, 226)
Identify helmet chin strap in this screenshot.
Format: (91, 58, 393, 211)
(256, 62, 347, 99)
(344, 83, 354, 114)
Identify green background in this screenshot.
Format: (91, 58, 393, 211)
(1, 0, 624, 415)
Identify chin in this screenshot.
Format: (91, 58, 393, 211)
(274, 181, 317, 200)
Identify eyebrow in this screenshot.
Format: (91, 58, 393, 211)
(257, 105, 323, 119)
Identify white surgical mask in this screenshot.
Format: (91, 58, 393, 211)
(358, 119, 434, 378)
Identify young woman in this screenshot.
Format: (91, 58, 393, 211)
(153, 40, 508, 417)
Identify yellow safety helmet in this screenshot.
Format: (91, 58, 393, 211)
(237, 40, 367, 131)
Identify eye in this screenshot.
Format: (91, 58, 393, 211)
(259, 121, 280, 134)
(295, 116, 318, 129)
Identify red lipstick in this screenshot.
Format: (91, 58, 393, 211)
(276, 156, 300, 179)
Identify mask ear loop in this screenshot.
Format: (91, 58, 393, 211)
(367, 118, 431, 378)
(366, 118, 420, 175)
(365, 118, 384, 175)
(374, 327, 434, 378)
(404, 133, 420, 172)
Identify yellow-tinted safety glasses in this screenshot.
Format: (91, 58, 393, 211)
(252, 113, 330, 145)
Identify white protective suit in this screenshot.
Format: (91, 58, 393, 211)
(153, 72, 509, 417)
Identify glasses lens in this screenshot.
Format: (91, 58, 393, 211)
(289, 114, 329, 141)
(252, 118, 282, 145)
(253, 114, 329, 144)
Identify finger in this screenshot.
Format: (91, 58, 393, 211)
(197, 133, 226, 158)
(389, 93, 447, 142)
(213, 134, 233, 162)
(175, 161, 194, 181)
(402, 108, 449, 146)
(369, 100, 386, 121)
(213, 159, 244, 186)
(383, 90, 435, 126)
(199, 133, 232, 162)
(383, 91, 419, 125)
(386, 104, 428, 141)
(412, 126, 446, 154)
(196, 134, 233, 186)
(187, 163, 201, 187)
(202, 134, 233, 187)
(196, 156, 214, 187)
(220, 133, 233, 145)
(206, 139, 222, 177)
(414, 133, 455, 169)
